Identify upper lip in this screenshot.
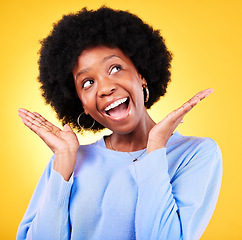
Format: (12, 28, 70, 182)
(102, 97, 128, 113)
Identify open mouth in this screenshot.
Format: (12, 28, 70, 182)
(104, 97, 130, 119)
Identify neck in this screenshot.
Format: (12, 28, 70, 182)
(106, 111, 156, 152)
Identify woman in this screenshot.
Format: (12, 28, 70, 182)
(17, 7, 222, 240)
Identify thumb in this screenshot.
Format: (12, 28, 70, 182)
(63, 124, 73, 132)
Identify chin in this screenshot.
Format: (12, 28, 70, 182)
(108, 121, 140, 135)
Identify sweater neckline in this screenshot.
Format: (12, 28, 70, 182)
(97, 131, 181, 153)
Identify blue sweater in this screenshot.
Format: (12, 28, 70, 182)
(17, 132, 222, 240)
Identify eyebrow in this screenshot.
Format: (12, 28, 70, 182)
(75, 68, 88, 81)
(102, 54, 122, 62)
(75, 54, 122, 81)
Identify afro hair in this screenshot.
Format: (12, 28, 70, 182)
(38, 6, 173, 132)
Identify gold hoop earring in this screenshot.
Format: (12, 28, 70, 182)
(142, 84, 149, 102)
(77, 112, 95, 130)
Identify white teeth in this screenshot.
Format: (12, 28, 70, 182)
(104, 97, 128, 112)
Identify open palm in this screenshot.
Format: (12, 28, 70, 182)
(147, 88, 214, 153)
(18, 109, 79, 154)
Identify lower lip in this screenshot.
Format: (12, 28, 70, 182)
(104, 100, 131, 122)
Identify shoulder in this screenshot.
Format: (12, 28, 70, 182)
(76, 138, 104, 156)
(169, 131, 221, 155)
(167, 132, 222, 173)
(184, 134, 221, 160)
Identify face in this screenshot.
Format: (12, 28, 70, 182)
(72, 46, 147, 134)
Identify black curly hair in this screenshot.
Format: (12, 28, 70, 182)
(38, 6, 172, 132)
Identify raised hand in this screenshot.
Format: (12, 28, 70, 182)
(18, 108, 79, 180)
(147, 88, 214, 154)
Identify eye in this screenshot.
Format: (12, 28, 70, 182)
(109, 65, 122, 75)
(82, 79, 94, 89)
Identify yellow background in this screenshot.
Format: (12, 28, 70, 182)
(1, 0, 241, 239)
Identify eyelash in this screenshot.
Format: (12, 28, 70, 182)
(81, 64, 123, 89)
(109, 64, 123, 75)
(82, 79, 94, 89)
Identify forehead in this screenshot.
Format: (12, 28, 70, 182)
(74, 46, 133, 69)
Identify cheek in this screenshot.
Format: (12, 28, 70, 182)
(75, 83, 90, 105)
(74, 81, 83, 100)
(80, 95, 90, 108)
(79, 92, 97, 115)
(131, 80, 143, 102)
(74, 84, 87, 107)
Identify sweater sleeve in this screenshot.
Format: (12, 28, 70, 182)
(16, 156, 73, 240)
(128, 138, 222, 240)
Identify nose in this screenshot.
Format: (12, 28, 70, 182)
(97, 77, 116, 98)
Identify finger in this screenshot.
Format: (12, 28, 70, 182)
(193, 88, 213, 101)
(179, 88, 214, 113)
(18, 108, 38, 121)
(32, 112, 48, 122)
(18, 108, 29, 113)
(184, 88, 214, 106)
(26, 117, 53, 133)
(181, 97, 201, 112)
(22, 111, 49, 129)
(199, 88, 214, 99)
(32, 112, 54, 127)
(21, 117, 51, 136)
(18, 108, 30, 118)
(169, 99, 199, 121)
(63, 124, 73, 132)
(167, 98, 201, 126)
(18, 110, 27, 119)
(19, 109, 54, 128)
(175, 88, 214, 122)
(19, 109, 44, 121)
(18, 109, 54, 133)
(32, 113, 62, 135)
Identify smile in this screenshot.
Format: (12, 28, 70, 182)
(104, 97, 128, 111)
(103, 97, 131, 121)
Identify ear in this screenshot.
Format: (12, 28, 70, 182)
(138, 73, 147, 86)
(82, 105, 89, 115)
